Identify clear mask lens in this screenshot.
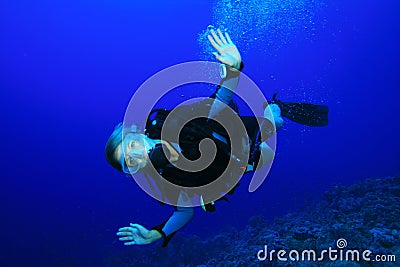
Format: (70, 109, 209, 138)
(121, 133, 148, 174)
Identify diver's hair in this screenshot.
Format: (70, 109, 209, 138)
(105, 122, 123, 172)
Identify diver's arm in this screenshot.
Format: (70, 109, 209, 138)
(207, 29, 242, 118)
(151, 205, 194, 247)
(115, 201, 193, 247)
(151, 191, 193, 247)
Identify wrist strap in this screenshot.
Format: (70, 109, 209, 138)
(151, 221, 177, 248)
(227, 61, 244, 76)
(220, 61, 244, 79)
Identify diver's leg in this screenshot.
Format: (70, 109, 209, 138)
(245, 104, 283, 172)
(258, 142, 275, 167)
(251, 104, 283, 171)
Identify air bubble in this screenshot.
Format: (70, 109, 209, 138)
(198, 0, 323, 58)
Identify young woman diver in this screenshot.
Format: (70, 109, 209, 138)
(105, 28, 328, 247)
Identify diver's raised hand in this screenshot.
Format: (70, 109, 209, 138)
(117, 223, 162, 245)
(208, 28, 242, 70)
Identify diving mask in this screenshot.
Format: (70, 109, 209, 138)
(121, 133, 152, 174)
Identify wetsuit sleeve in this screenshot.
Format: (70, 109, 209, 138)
(208, 62, 244, 118)
(151, 192, 194, 247)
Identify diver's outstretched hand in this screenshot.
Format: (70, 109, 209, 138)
(208, 28, 242, 70)
(117, 223, 162, 245)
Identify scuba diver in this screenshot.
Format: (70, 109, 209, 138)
(105, 29, 329, 247)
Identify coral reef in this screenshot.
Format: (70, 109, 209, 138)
(106, 177, 399, 266)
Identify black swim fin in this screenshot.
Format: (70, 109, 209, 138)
(269, 93, 329, 127)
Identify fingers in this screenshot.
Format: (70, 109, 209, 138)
(212, 52, 222, 62)
(116, 231, 132, 236)
(118, 227, 132, 231)
(116, 224, 141, 246)
(119, 236, 133, 241)
(117, 226, 137, 237)
(210, 29, 224, 46)
(116, 229, 137, 245)
(130, 223, 147, 232)
(117, 230, 135, 242)
(207, 35, 222, 54)
(225, 32, 233, 44)
(217, 29, 228, 44)
(207, 28, 234, 56)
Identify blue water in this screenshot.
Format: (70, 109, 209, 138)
(1, 0, 399, 266)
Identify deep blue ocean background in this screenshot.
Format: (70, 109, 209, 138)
(1, 0, 399, 266)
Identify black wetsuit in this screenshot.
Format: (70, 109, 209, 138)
(144, 93, 271, 190)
